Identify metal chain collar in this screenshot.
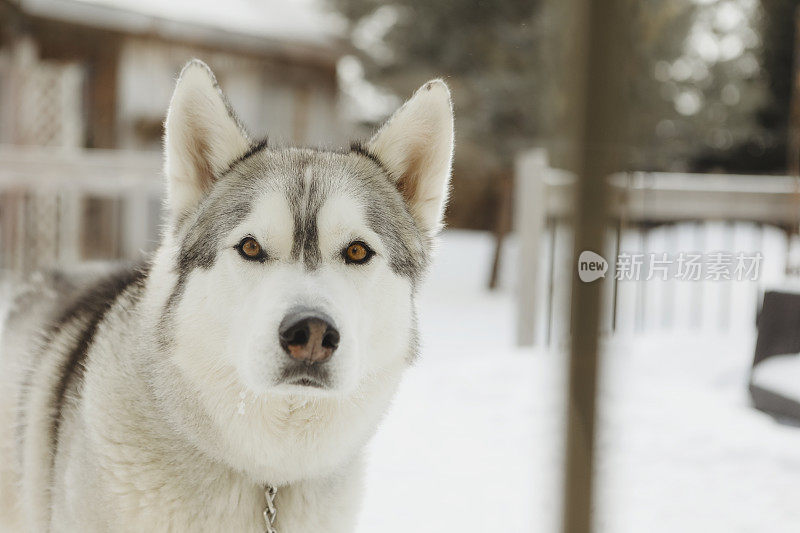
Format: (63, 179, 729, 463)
(263, 485, 278, 533)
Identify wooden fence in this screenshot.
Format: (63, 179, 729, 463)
(0, 145, 163, 272)
(515, 149, 800, 346)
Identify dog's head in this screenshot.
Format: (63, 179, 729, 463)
(158, 60, 453, 398)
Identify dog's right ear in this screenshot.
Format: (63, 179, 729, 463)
(163, 60, 250, 222)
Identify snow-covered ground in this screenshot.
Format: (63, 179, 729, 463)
(357, 230, 800, 533)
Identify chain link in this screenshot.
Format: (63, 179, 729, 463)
(263, 485, 278, 533)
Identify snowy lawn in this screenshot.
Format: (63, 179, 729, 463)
(357, 230, 800, 533)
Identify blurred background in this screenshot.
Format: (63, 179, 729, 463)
(3, 0, 800, 531)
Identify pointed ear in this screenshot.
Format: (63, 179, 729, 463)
(163, 60, 251, 220)
(367, 79, 454, 236)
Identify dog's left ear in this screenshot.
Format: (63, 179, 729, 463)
(367, 80, 454, 236)
(164, 60, 251, 221)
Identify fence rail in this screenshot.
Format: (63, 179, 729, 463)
(0, 145, 163, 272)
(0, 145, 162, 194)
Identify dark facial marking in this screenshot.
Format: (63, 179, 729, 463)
(222, 138, 269, 176)
(289, 165, 324, 271)
(350, 141, 392, 177)
(301, 177, 323, 270)
(164, 169, 261, 333)
(177, 194, 253, 273)
(349, 163, 428, 282)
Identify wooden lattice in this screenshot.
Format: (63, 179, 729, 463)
(0, 41, 93, 272)
(15, 61, 84, 148)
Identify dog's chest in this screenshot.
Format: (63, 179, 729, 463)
(53, 449, 267, 532)
(110, 493, 265, 532)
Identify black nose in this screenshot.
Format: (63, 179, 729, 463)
(278, 309, 339, 364)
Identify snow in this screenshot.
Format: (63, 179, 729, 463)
(752, 353, 800, 405)
(357, 229, 800, 533)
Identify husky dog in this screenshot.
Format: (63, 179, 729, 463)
(0, 60, 453, 532)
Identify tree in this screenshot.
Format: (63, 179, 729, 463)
(625, 0, 769, 173)
(330, 0, 548, 229)
(688, 0, 785, 173)
(738, 0, 799, 173)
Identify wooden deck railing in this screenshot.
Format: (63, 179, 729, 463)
(515, 149, 800, 345)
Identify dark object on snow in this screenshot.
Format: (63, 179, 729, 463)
(753, 290, 800, 366)
(750, 290, 800, 422)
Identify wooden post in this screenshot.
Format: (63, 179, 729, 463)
(85, 41, 120, 148)
(785, 7, 800, 275)
(122, 190, 150, 261)
(488, 171, 512, 290)
(560, 1, 629, 533)
(292, 86, 311, 145)
(57, 191, 81, 266)
(787, 7, 800, 178)
(514, 149, 547, 346)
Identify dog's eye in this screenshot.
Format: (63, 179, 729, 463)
(236, 237, 265, 261)
(343, 241, 374, 265)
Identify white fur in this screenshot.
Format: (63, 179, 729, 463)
(367, 79, 455, 236)
(164, 60, 251, 218)
(0, 62, 454, 532)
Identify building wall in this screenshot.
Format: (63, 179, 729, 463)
(0, 37, 86, 148)
(116, 38, 347, 152)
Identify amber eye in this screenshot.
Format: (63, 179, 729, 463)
(237, 237, 265, 261)
(344, 241, 373, 264)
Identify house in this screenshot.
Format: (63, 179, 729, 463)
(0, 0, 351, 150)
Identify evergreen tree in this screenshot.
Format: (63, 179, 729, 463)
(330, 0, 548, 229)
